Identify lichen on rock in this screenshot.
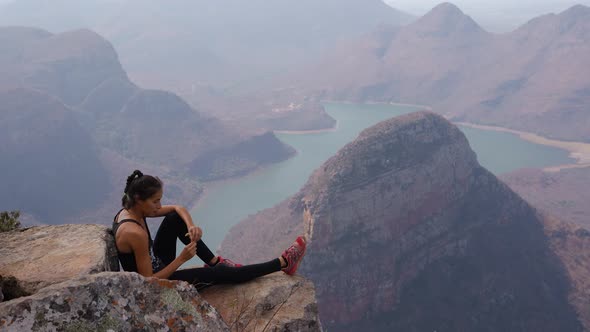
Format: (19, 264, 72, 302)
(0, 272, 229, 332)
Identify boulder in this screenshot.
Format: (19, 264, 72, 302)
(0, 225, 119, 294)
(200, 273, 321, 331)
(0, 272, 228, 331)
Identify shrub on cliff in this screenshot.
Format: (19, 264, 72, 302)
(0, 210, 21, 232)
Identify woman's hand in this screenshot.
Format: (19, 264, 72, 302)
(179, 241, 197, 262)
(187, 225, 203, 243)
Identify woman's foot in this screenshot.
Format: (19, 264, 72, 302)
(281, 236, 307, 275)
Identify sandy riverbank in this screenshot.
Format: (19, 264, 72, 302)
(456, 122, 590, 172)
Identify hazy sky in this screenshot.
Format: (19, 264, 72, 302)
(0, 0, 588, 33)
(386, 0, 590, 32)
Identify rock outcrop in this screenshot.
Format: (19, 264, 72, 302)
(221, 111, 590, 331)
(0, 224, 320, 331)
(0, 272, 229, 332)
(0, 225, 119, 295)
(201, 274, 321, 332)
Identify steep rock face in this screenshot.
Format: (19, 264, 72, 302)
(0, 225, 119, 295)
(200, 274, 321, 331)
(0, 272, 229, 332)
(299, 112, 581, 330)
(221, 112, 587, 331)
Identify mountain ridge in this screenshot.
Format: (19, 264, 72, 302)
(410, 2, 486, 38)
(280, 3, 590, 142)
(0, 0, 414, 91)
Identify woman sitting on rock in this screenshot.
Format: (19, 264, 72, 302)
(112, 170, 306, 287)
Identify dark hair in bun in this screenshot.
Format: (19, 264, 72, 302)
(122, 170, 162, 209)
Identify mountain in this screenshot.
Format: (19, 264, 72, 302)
(284, 4, 590, 142)
(0, 26, 280, 171)
(284, 3, 490, 100)
(0, 0, 414, 91)
(0, 28, 127, 106)
(220, 112, 590, 330)
(0, 27, 294, 223)
(0, 0, 415, 131)
(401, 2, 486, 39)
(452, 4, 590, 141)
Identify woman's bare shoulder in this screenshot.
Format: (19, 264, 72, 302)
(115, 222, 148, 253)
(117, 222, 146, 237)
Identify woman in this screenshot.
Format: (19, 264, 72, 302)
(112, 170, 306, 287)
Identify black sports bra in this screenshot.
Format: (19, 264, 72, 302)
(112, 209, 164, 273)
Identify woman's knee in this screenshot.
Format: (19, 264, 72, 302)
(162, 211, 184, 225)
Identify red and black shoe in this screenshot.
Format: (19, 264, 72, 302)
(281, 236, 307, 275)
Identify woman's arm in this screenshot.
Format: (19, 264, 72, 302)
(153, 205, 202, 242)
(127, 228, 195, 279)
(154, 241, 196, 279)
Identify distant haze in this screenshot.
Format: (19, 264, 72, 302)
(386, 0, 590, 32)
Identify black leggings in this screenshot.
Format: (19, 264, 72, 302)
(153, 212, 281, 288)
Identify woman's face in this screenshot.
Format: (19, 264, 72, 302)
(136, 189, 163, 217)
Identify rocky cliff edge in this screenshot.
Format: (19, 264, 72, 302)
(0, 225, 321, 331)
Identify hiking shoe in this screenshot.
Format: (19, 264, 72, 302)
(204, 256, 243, 268)
(281, 236, 307, 275)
